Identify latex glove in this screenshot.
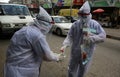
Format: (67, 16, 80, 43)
(53, 53, 61, 61)
(53, 53, 65, 61)
(57, 53, 66, 62)
(43, 52, 60, 61)
(60, 45, 67, 53)
(83, 34, 94, 45)
(88, 32, 95, 36)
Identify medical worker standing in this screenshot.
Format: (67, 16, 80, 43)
(60, 1, 106, 77)
(4, 6, 61, 77)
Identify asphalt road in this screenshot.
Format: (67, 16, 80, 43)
(0, 33, 120, 77)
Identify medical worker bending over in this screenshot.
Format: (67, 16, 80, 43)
(60, 1, 106, 77)
(4, 6, 62, 77)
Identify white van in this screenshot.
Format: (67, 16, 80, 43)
(0, 3, 34, 34)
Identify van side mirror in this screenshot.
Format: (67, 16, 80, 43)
(0, 8, 3, 15)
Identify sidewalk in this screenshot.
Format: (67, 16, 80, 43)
(103, 28, 120, 40)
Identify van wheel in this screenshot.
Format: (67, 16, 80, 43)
(0, 25, 2, 35)
(56, 28, 62, 36)
(0, 29, 2, 36)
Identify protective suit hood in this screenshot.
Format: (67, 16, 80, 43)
(33, 6, 52, 35)
(79, 1, 90, 14)
(78, 1, 92, 23)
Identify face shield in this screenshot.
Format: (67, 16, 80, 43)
(78, 12, 90, 18)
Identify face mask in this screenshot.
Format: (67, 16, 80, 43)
(39, 20, 52, 34)
(79, 14, 91, 23)
(81, 15, 87, 18)
(34, 19, 52, 35)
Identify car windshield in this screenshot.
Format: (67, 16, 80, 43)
(0, 5, 30, 15)
(53, 17, 70, 23)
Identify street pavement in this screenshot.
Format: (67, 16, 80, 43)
(0, 28, 119, 77)
(104, 28, 120, 40)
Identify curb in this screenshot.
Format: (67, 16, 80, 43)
(106, 35, 120, 41)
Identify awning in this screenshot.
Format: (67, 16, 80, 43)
(42, 3, 52, 8)
(46, 0, 120, 7)
(63, 0, 71, 6)
(115, 1, 120, 7)
(93, 1, 109, 7)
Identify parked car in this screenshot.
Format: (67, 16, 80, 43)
(64, 16, 78, 23)
(98, 14, 112, 27)
(51, 16, 72, 36)
(98, 19, 111, 27)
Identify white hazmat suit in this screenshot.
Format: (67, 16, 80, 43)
(4, 6, 60, 77)
(60, 1, 106, 77)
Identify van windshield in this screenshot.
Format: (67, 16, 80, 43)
(0, 5, 30, 15)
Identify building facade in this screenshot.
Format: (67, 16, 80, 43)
(9, 0, 39, 8)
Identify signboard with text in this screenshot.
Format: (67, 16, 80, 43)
(73, 0, 85, 5)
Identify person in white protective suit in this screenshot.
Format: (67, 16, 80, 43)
(4, 6, 62, 77)
(60, 1, 106, 77)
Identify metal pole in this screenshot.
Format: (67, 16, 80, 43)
(50, 0, 54, 15)
(36, 0, 40, 6)
(70, 0, 73, 21)
(21, 0, 24, 4)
